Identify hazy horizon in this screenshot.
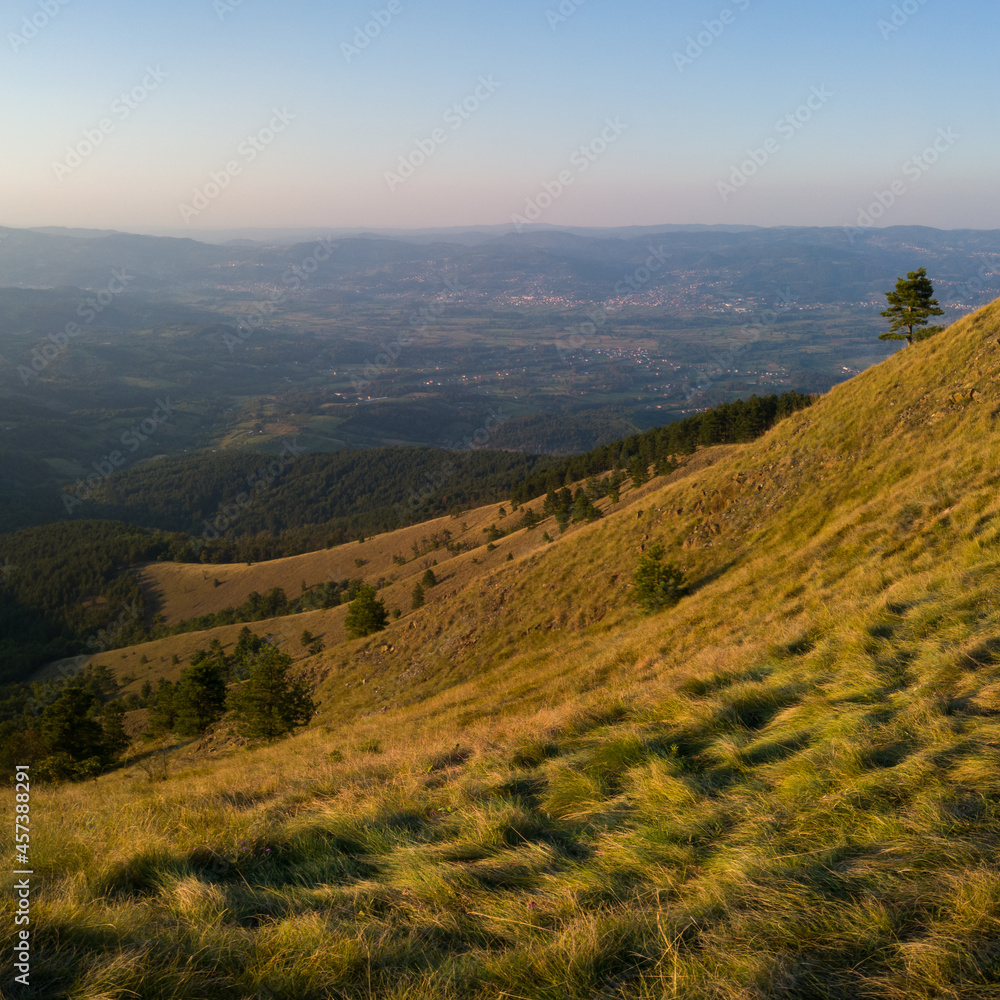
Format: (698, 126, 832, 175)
(4, 0, 997, 234)
(10, 220, 1000, 252)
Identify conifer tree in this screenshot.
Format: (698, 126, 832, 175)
(39, 684, 107, 765)
(555, 505, 570, 533)
(632, 545, 688, 613)
(344, 585, 389, 638)
(231, 626, 265, 680)
(228, 645, 315, 740)
(879, 268, 945, 346)
(99, 700, 130, 756)
(149, 679, 178, 734)
(628, 456, 650, 487)
(173, 659, 227, 736)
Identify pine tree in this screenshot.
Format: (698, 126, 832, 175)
(879, 268, 945, 346)
(99, 700, 130, 756)
(149, 679, 179, 734)
(555, 505, 570, 533)
(628, 456, 650, 487)
(411, 582, 425, 610)
(344, 585, 389, 638)
(228, 645, 315, 740)
(632, 545, 688, 613)
(173, 659, 227, 736)
(654, 452, 676, 477)
(231, 626, 265, 680)
(39, 684, 107, 765)
(421, 568, 437, 588)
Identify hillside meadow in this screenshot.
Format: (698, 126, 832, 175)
(5, 301, 1000, 998)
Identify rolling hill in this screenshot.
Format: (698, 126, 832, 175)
(9, 299, 1000, 998)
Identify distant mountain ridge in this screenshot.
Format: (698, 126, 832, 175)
(2, 224, 998, 308)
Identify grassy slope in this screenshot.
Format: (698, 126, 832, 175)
(137, 503, 532, 626)
(8, 304, 1000, 999)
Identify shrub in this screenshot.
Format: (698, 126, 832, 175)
(632, 545, 687, 612)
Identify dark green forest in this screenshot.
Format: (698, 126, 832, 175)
(0, 392, 811, 687)
(509, 391, 812, 503)
(84, 446, 554, 540)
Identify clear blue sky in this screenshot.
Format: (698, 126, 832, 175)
(2, 0, 996, 232)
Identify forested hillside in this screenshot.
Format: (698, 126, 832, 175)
(0, 393, 812, 684)
(84, 446, 555, 539)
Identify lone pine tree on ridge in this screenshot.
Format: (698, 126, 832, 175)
(879, 267, 945, 346)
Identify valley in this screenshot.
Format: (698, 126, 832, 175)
(3, 296, 1000, 998)
(5, 223, 998, 536)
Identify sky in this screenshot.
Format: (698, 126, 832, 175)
(2, 0, 997, 234)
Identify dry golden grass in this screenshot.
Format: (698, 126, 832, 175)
(138, 509, 501, 625)
(9, 301, 1000, 998)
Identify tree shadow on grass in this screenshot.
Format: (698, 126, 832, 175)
(685, 558, 740, 595)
